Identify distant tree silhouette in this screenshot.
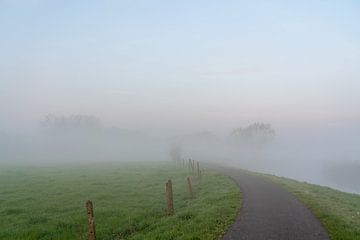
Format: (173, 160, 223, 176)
(169, 145, 182, 162)
(229, 122, 275, 146)
(41, 114, 102, 134)
(228, 123, 275, 164)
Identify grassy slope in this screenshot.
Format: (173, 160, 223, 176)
(262, 174, 360, 240)
(0, 162, 240, 240)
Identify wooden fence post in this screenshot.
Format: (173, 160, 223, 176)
(187, 177, 194, 198)
(197, 162, 200, 178)
(192, 159, 195, 175)
(189, 158, 192, 173)
(165, 179, 174, 215)
(85, 200, 96, 240)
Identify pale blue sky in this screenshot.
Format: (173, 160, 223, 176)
(1, 0, 359, 133)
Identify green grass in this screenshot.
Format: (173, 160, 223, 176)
(0, 162, 241, 240)
(262, 174, 360, 240)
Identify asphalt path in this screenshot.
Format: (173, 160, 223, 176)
(222, 168, 330, 240)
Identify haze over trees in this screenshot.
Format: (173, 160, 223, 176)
(227, 123, 275, 166)
(41, 114, 102, 134)
(229, 123, 275, 146)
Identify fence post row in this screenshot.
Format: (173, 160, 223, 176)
(85, 200, 96, 240)
(85, 159, 201, 236)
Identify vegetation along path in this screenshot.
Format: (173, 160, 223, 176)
(222, 168, 330, 240)
(0, 163, 240, 240)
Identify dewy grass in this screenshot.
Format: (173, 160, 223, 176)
(0, 162, 241, 240)
(262, 174, 360, 240)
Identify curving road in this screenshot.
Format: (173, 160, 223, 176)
(222, 168, 330, 240)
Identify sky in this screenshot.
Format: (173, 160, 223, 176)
(1, 0, 360, 134)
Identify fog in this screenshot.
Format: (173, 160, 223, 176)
(1, 116, 359, 194)
(1, 1, 359, 194)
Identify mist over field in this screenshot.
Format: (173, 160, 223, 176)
(1, 0, 360, 194)
(1, 116, 359, 194)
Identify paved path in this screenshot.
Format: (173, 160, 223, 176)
(222, 168, 330, 240)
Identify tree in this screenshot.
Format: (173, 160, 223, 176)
(169, 145, 182, 162)
(228, 122, 275, 166)
(229, 122, 275, 147)
(41, 114, 102, 134)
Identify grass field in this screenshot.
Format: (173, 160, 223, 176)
(263, 174, 360, 240)
(0, 162, 241, 240)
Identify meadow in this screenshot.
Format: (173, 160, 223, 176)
(0, 162, 241, 240)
